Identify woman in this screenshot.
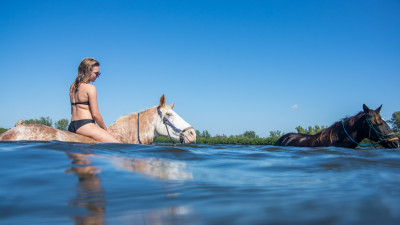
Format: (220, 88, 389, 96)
(68, 57, 120, 143)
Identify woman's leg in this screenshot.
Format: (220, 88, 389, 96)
(77, 123, 120, 143)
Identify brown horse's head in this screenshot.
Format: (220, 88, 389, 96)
(363, 104, 399, 148)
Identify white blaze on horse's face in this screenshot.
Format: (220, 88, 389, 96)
(155, 97, 196, 144)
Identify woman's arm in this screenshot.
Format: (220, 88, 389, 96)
(87, 84, 108, 130)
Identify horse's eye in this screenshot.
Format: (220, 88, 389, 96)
(166, 113, 172, 117)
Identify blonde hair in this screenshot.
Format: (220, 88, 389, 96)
(70, 57, 100, 93)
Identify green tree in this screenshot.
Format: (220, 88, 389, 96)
(388, 111, 400, 133)
(295, 126, 305, 134)
(195, 130, 202, 137)
(154, 136, 172, 143)
(202, 130, 211, 138)
(312, 125, 326, 134)
(242, 131, 258, 138)
(55, 119, 69, 131)
(269, 130, 284, 137)
(24, 116, 53, 127)
(296, 125, 325, 135)
(0, 127, 8, 134)
(305, 126, 317, 135)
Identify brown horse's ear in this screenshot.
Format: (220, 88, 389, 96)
(376, 105, 382, 114)
(363, 104, 370, 113)
(159, 94, 165, 107)
(171, 102, 175, 109)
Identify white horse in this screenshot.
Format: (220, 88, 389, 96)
(0, 95, 196, 144)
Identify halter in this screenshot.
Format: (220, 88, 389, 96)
(157, 106, 193, 144)
(136, 107, 193, 144)
(365, 113, 399, 143)
(342, 113, 398, 147)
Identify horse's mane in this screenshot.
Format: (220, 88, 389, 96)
(111, 106, 156, 126)
(316, 111, 365, 144)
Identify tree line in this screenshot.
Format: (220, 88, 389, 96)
(1, 112, 400, 145)
(155, 125, 328, 145)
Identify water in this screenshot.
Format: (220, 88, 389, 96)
(1, 141, 400, 225)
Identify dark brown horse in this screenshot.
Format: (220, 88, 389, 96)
(275, 104, 399, 148)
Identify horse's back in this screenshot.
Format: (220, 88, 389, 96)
(275, 133, 313, 147)
(0, 124, 95, 143)
(275, 133, 296, 146)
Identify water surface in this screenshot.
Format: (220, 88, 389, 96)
(1, 141, 400, 224)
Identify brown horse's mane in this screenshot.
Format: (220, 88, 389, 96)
(316, 111, 365, 144)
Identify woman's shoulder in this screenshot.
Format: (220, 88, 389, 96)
(79, 83, 97, 95)
(79, 83, 96, 90)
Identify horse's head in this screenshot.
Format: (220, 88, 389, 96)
(155, 95, 196, 144)
(362, 104, 399, 148)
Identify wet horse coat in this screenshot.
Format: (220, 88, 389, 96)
(0, 95, 196, 144)
(275, 105, 399, 148)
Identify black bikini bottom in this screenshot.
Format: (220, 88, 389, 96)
(68, 119, 95, 133)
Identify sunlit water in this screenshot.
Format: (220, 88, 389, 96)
(1, 141, 400, 225)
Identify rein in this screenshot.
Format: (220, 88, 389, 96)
(342, 119, 375, 147)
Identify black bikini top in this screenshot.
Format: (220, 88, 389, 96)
(71, 102, 90, 106)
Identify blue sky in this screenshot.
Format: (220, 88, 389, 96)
(1, 0, 399, 137)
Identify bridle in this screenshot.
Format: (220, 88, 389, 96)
(136, 107, 193, 144)
(157, 106, 193, 144)
(365, 113, 399, 143)
(342, 113, 398, 147)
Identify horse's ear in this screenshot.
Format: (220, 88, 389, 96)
(376, 105, 382, 114)
(171, 102, 175, 109)
(363, 104, 370, 113)
(159, 94, 165, 107)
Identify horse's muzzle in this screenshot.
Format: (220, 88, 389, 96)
(381, 137, 399, 149)
(180, 128, 196, 144)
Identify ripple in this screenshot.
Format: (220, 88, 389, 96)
(2, 141, 400, 224)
